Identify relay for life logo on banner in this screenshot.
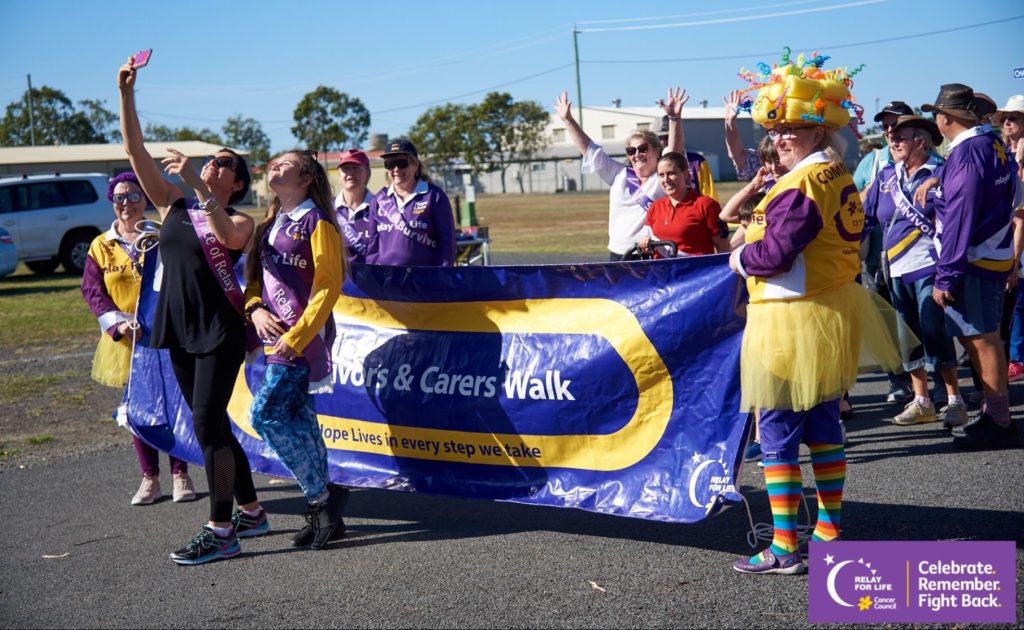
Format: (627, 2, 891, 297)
(124, 249, 751, 523)
(808, 541, 1017, 624)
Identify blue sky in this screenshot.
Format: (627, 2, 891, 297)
(1, 0, 1020, 152)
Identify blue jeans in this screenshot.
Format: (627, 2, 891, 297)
(890, 274, 958, 372)
(250, 363, 329, 502)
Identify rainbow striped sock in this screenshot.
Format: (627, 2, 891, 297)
(809, 443, 845, 541)
(756, 460, 802, 560)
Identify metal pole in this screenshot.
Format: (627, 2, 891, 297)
(26, 74, 36, 146)
(572, 27, 584, 192)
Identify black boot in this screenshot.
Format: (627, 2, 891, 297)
(291, 486, 349, 548)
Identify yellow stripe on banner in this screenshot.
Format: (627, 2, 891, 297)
(885, 229, 921, 261)
(972, 258, 1015, 272)
(228, 290, 675, 472)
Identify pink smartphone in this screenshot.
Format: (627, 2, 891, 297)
(131, 49, 153, 69)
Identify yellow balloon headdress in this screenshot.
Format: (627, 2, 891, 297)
(736, 49, 865, 137)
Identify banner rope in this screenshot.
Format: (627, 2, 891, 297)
(739, 488, 815, 548)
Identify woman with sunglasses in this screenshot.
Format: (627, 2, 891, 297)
(118, 58, 266, 565)
(728, 56, 901, 575)
(81, 172, 196, 506)
(554, 89, 687, 261)
(242, 151, 347, 550)
(365, 138, 455, 266)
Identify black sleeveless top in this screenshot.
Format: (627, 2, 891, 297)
(150, 198, 245, 354)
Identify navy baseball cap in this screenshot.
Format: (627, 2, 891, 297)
(381, 138, 418, 159)
(873, 100, 913, 122)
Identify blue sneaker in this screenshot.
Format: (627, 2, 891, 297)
(733, 548, 806, 575)
(169, 527, 240, 566)
(744, 441, 762, 462)
(231, 508, 269, 538)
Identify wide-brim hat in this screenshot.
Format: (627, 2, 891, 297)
(921, 83, 978, 122)
(993, 94, 1024, 125)
(380, 137, 418, 160)
(891, 115, 942, 147)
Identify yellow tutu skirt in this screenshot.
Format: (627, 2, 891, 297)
(91, 334, 134, 388)
(740, 282, 910, 411)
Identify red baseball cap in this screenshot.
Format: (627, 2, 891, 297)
(338, 149, 370, 169)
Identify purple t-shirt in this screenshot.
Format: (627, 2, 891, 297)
(334, 190, 375, 264)
(365, 180, 456, 266)
(933, 128, 1018, 291)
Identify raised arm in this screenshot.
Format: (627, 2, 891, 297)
(554, 91, 593, 156)
(722, 90, 749, 175)
(117, 59, 182, 218)
(657, 87, 688, 154)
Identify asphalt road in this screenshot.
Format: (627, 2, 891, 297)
(1, 367, 1022, 629)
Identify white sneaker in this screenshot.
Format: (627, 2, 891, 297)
(940, 400, 969, 429)
(893, 400, 938, 426)
(131, 476, 161, 506)
(172, 473, 197, 502)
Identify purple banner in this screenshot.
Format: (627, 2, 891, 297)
(808, 540, 1016, 624)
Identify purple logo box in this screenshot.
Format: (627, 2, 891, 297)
(808, 541, 1016, 624)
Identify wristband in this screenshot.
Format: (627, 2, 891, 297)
(198, 197, 221, 216)
(244, 302, 266, 323)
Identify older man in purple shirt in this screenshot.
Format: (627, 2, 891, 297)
(926, 83, 1020, 449)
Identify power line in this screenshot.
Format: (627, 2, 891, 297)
(575, 0, 885, 33)
(582, 15, 1021, 64)
(575, 0, 821, 25)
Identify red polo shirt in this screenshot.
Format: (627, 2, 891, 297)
(644, 189, 723, 256)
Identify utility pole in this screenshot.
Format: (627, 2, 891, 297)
(572, 26, 585, 192)
(26, 74, 37, 146)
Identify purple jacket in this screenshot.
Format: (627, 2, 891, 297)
(334, 190, 374, 265)
(366, 180, 456, 266)
(933, 128, 1018, 291)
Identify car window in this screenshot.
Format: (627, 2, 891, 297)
(25, 183, 64, 210)
(0, 187, 12, 214)
(59, 180, 99, 206)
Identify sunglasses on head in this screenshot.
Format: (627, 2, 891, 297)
(112, 192, 143, 204)
(625, 143, 650, 157)
(204, 155, 236, 169)
(384, 158, 412, 171)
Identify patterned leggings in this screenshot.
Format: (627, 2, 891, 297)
(250, 363, 329, 502)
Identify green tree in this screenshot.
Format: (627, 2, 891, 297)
(468, 92, 550, 194)
(78, 99, 118, 143)
(222, 115, 270, 166)
(408, 103, 475, 172)
(0, 86, 108, 145)
(291, 86, 370, 154)
(143, 123, 221, 144)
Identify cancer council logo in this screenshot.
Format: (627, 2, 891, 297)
(686, 452, 734, 515)
(820, 553, 897, 614)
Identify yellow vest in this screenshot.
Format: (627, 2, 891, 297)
(87, 233, 141, 313)
(744, 157, 863, 303)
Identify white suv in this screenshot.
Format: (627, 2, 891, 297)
(0, 173, 112, 274)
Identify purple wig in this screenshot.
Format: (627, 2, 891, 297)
(106, 172, 150, 205)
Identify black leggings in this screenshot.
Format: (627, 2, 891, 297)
(168, 344, 257, 522)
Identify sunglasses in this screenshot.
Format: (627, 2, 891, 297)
(204, 155, 237, 169)
(384, 158, 412, 171)
(624, 143, 650, 157)
(112, 192, 143, 204)
(889, 134, 917, 144)
(767, 126, 813, 140)
(1003, 116, 1021, 124)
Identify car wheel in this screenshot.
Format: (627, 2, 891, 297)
(25, 258, 60, 274)
(60, 232, 95, 275)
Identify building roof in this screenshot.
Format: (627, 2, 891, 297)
(0, 141, 248, 166)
